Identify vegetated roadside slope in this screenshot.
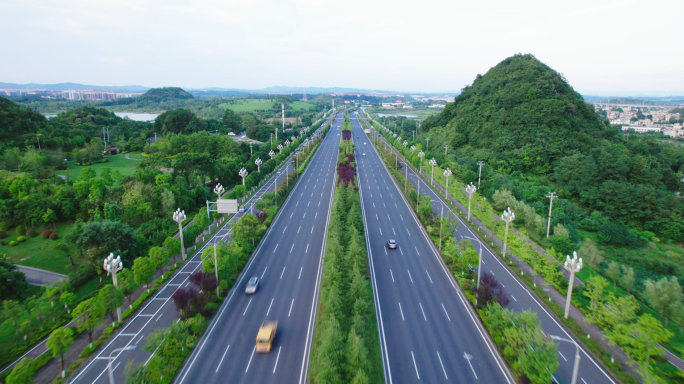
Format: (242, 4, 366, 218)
(424, 53, 617, 170)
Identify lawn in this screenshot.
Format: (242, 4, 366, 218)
(218, 99, 277, 112)
(289, 101, 313, 111)
(58, 153, 139, 180)
(4, 222, 80, 275)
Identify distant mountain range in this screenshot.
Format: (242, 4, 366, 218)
(2, 82, 682, 101)
(0, 82, 149, 92)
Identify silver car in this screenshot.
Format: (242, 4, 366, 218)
(245, 277, 259, 294)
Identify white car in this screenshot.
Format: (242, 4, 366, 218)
(364, 142, 367, 145)
(362, 153, 366, 156)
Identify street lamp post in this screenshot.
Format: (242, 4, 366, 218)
(465, 183, 477, 221)
(463, 236, 484, 291)
(255, 158, 262, 173)
(443, 168, 452, 198)
(108, 345, 136, 384)
(213, 237, 220, 297)
(268, 150, 275, 160)
(239, 168, 248, 186)
(417, 151, 424, 211)
(550, 335, 580, 384)
(502, 207, 515, 261)
(426, 137, 430, 152)
(173, 209, 187, 261)
(444, 144, 448, 156)
(429, 158, 437, 185)
(277, 144, 283, 153)
(103, 253, 123, 322)
(477, 161, 485, 189)
(546, 192, 558, 238)
(432, 200, 445, 250)
(563, 251, 583, 319)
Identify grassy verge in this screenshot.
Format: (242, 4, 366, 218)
(57, 153, 139, 180)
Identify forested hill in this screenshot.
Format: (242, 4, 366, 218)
(419, 53, 684, 244)
(423, 54, 617, 170)
(0, 96, 48, 142)
(100, 87, 193, 107)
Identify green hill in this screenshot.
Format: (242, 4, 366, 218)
(423, 54, 617, 171)
(0, 96, 48, 143)
(420, 54, 684, 243)
(138, 87, 193, 103)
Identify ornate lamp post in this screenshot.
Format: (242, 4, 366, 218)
(255, 158, 262, 173)
(443, 168, 452, 197)
(465, 183, 477, 221)
(277, 144, 283, 153)
(268, 150, 275, 160)
(563, 251, 583, 319)
(403, 140, 408, 148)
(502, 207, 515, 261)
(173, 209, 187, 261)
(214, 183, 224, 197)
(285, 139, 290, 146)
(477, 161, 485, 189)
(239, 168, 248, 186)
(546, 192, 558, 238)
(429, 158, 437, 185)
(103, 253, 123, 322)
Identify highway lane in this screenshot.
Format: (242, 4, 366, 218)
(361, 111, 617, 384)
(174, 113, 343, 384)
(351, 112, 515, 384)
(69, 114, 335, 384)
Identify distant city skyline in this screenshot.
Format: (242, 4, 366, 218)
(1, 0, 682, 95)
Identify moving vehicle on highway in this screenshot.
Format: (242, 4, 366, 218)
(245, 277, 259, 294)
(387, 239, 397, 249)
(256, 320, 277, 352)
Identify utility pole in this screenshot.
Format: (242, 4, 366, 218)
(444, 144, 448, 156)
(546, 192, 558, 238)
(477, 161, 485, 189)
(426, 138, 430, 152)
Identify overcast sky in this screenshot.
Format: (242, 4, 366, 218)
(1, 0, 682, 95)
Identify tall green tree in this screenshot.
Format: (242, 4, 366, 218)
(72, 298, 105, 345)
(47, 327, 74, 375)
(148, 247, 169, 275)
(133, 257, 155, 290)
(643, 277, 683, 326)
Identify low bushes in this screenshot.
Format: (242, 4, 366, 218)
(42, 229, 53, 238)
(49, 233, 59, 240)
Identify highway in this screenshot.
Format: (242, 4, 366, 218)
(174, 112, 343, 384)
(351, 112, 515, 384)
(68, 115, 335, 384)
(360, 111, 617, 384)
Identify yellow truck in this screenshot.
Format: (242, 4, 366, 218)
(256, 320, 278, 353)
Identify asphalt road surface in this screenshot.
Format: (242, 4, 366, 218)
(351, 112, 515, 384)
(174, 113, 343, 384)
(360, 111, 617, 384)
(17, 265, 67, 286)
(68, 116, 333, 384)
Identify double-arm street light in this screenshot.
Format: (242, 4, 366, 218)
(417, 151, 425, 211)
(463, 236, 484, 304)
(549, 335, 580, 384)
(432, 199, 446, 250)
(173, 209, 187, 261)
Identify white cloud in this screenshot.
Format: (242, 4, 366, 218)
(0, 0, 682, 94)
